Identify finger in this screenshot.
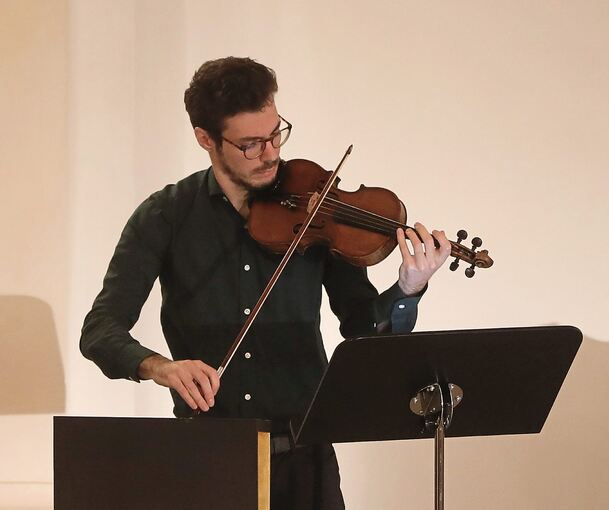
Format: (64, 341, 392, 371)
(414, 222, 436, 257)
(432, 230, 452, 262)
(192, 370, 215, 407)
(404, 226, 426, 266)
(174, 379, 200, 411)
(183, 378, 210, 411)
(201, 364, 220, 395)
(396, 228, 415, 266)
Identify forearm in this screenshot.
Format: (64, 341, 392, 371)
(80, 192, 171, 381)
(324, 253, 425, 337)
(80, 307, 159, 382)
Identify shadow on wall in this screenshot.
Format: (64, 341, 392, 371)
(518, 335, 609, 509)
(0, 295, 65, 414)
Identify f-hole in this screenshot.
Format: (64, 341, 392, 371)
(293, 220, 326, 234)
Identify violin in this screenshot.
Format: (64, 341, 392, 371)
(248, 158, 494, 277)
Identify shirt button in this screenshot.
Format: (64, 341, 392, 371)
(244, 264, 250, 271)
(244, 352, 252, 359)
(398, 304, 406, 309)
(244, 308, 251, 315)
(244, 393, 252, 401)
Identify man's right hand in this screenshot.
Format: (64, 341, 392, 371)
(138, 354, 220, 412)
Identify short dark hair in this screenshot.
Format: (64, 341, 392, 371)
(184, 57, 278, 143)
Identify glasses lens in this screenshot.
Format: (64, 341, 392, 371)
(241, 120, 291, 159)
(243, 142, 264, 160)
(272, 127, 291, 149)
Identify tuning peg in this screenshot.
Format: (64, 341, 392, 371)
(450, 230, 468, 271)
(465, 264, 476, 278)
(466, 238, 482, 276)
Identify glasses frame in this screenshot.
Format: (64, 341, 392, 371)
(222, 115, 292, 160)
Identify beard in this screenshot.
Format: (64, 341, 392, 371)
(217, 150, 280, 192)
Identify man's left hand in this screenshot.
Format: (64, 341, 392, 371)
(397, 222, 452, 296)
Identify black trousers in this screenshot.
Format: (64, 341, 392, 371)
(270, 443, 345, 510)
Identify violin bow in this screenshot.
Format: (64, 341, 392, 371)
(217, 145, 354, 378)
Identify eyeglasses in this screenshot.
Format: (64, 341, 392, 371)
(222, 115, 292, 160)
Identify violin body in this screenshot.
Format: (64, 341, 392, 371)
(248, 159, 407, 266)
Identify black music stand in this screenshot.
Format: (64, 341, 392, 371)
(292, 326, 582, 509)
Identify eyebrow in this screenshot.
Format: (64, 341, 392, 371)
(236, 119, 281, 143)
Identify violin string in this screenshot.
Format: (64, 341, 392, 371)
(318, 205, 399, 234)
(324, 195, 408, 230)
(295, 199, 408, 235)
(323, 197, 410, 233)
(319, 199, 469, 255)
(282, 194, 471, 257)
(287, 194, 406, 234)
(289, 198, 397, 235)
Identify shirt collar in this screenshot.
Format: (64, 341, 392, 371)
(207, 167, 224, 197)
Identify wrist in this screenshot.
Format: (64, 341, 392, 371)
(398, 280, 428, 297)
(137, 353, 169, 380)
(399, 282, 422, 297)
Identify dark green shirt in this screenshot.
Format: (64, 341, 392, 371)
(80, 167, 422, 420)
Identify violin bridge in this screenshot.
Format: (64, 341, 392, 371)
(307, 192, 320, 213)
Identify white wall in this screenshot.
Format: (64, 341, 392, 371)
(1, 0, 608, 508)
(1, 0, 68, 507)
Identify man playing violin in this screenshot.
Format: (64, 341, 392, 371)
(81, 56, 451, 510)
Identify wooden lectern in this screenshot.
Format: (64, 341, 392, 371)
(54, 416, 272, 510)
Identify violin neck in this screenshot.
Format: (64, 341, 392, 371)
(324, 198, 482, 263)
(286, 192, 491, 269)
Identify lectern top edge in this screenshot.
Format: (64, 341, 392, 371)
(54, 415, 274, 432)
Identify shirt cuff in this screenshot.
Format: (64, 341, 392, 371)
(389, 283, 427, 334)
(375, 282, 426, 319)
(119, 343, 159, 383)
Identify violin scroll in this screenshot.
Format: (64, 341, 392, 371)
(448, 229, 494, 278)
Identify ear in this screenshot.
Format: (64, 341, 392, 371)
(194, 127, 216, 152)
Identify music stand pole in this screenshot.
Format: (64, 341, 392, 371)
(435, 419, 445, 510)
(410, 382, 463, 510)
